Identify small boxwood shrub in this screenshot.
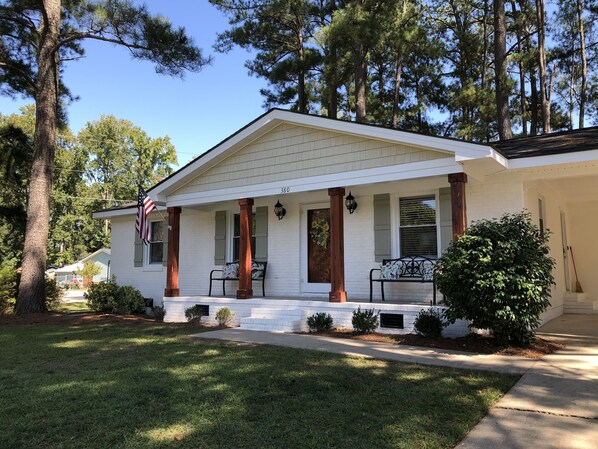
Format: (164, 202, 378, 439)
(215, 307, 235, 326)
(413, 308, 446, 338)
(352, 307, 379, 333)
(306, 312, 333, 332)
(185, 305, 209, 323)
(152, 305, 166, 322)
(436, 212, 555, 346)
(85, 279, 145, 314)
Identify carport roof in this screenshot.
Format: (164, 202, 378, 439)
(492, 126, 598, 159)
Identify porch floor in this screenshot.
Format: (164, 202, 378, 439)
(192, 294, 432, 306)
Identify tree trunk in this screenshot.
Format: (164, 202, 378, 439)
(391, 59, 403, 128)
(355, 42, 367, 123)
(535, 0, 551, 132)
(494, 0, 513, 139)
(327, 44, 339, 118)
(15, 0, 61, 314)
(297, 26, 307, 113)
(511, 0, 527, 135)
(576, 0, 587, 128)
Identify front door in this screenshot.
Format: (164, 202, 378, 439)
(301, 204, 330, 293)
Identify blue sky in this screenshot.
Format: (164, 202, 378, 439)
(0, 1, 268, 167)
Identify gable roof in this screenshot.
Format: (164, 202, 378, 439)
(149, 108, 492, 200)
(492, 126, 598, 159)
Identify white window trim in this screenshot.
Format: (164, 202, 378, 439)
(227, 210, 257, 263)
(394, 191, 441, 258)
(143, 219, 164, 271)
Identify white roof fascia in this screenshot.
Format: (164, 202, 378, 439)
(93, 206, 166, 220)
(167, 158, 463, 207)
(151, 109, 490, 199)
(506, 149, 598, 169)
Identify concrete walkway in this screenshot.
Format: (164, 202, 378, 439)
(194, 327, 536, 374)
(194, 314, 598, 448)
(457, 314, 598, 449)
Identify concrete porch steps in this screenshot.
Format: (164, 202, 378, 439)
(563, 292, 598, 314)
(240, 307, 308, 332)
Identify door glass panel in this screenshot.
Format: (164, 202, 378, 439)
(307, 208, 330, 283)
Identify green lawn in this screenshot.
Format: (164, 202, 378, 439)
(0, 318, 518, 449)
(53, 301, 91, 313)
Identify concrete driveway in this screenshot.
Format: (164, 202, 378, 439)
(62, 289, 86, 303)
(456, 314, 598, 449)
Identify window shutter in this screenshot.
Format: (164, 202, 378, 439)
(162, 221, 169, 266)
(134, 227, 143, 267)
(214, 211, 227, 265)
(373, 194, 391, 262)
(254, 206, 268, 261)
(439, 188, 452, 254)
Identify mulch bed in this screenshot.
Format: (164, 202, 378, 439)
(1, 312, 564, 359)
(314, 329, 564, 359)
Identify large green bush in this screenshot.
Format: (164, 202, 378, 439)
(85, 279, 145, 314)
(436, 212, 555, 346)
(44, 278, 64, 310)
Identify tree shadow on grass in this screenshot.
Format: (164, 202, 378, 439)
(0, 321, 518, 449)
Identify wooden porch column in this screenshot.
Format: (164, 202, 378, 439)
(164, 206, 181, 297)
(448, 173, 468, 239)
(237, 198, 254, 299)
(328, 188, 347, 302)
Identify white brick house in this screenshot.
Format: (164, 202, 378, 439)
(94, 110, 598, 333)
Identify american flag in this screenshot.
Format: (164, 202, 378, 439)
(136, 186, 157, 245)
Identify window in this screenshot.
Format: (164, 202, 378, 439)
(399, 196, 437, 257)
(233, 213, 256, 261)
(149, 221, 164, 264)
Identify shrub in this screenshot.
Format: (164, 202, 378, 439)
(0, 260, 17, 314)
(118, 285, 145, 314)
(413, 308, 446, 338)
(306, 312, 333, 332)
(215, 307, 235, 326)
(44, 278, 64, 310)
(185, 305, 209, 323)
(436, 212, 555, 346)
(152, 305, 166, 322)
(352, 307, 379, 333)
(85, 279, 145, 314)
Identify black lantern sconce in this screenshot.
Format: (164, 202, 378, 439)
(345, 191, 358, 214)
(274, 199, 287, 220)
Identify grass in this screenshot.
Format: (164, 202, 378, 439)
(0, 318, 518, 449)
(53, 301, 91, 313)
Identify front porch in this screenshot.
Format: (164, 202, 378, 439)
(163, 294, 469, 337)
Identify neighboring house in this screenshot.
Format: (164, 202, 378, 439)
(94, 109, 598, 330)
(50, 248, 111, 285)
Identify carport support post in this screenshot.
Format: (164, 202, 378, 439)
(164, 206, 181, 297)
(448, 173, 468, 239)
(328, 187, 347, 302)
(237, 198, 254, 299)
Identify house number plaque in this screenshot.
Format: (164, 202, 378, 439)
(280, 186, 291, 194)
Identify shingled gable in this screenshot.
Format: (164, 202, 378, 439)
(149, 108, 493, 202)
